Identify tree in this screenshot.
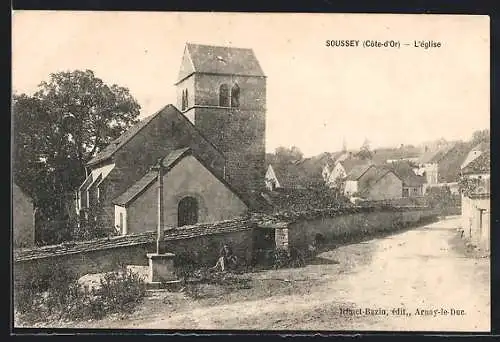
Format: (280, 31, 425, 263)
(471, 129, 489, 145)
(425, 186, 453, 212)
(13, 70, 141, 244)
(355, 138, 372, 160)
(274, 146, 304, 164)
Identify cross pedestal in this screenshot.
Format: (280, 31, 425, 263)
(146, 252, 176, 285)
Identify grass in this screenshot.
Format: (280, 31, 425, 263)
(14, 266, 147, 326)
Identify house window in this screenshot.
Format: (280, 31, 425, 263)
(402, 188, 409, 197)
(119, 212, 124, 233)
(231, 83, 240, 108)
(178, 196, 198, 227)
(219, 84, 230, 107)
(181, 89, 188, 111)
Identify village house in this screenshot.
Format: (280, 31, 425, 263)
(343, 164, 403, 201)
(416, 142, 470, 195)
(325, 157, 372, 188)
(265, 154, 330, 191)
(343, 164, 374, 197)
(13, 183, 35, 248)
(264, 162, 305, 191)
(460, 150, 490, 252)
(461, 142, 489, 170)
(386, 161, 426, 198)
(77, 43, 266, 233)
(371, 145, 421, 165)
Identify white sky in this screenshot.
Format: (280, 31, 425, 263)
(12, 12, 490, 157)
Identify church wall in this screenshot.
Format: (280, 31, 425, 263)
(125, 155, 248, 234)
(193, 73, 266, 110)
(176, 76, 196, 113)
(89, 107, 226, 231)
(184, 74, 266, 193)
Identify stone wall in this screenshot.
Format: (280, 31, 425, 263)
(286, 208, 436, 250)
(14, 218, 253, 287)
(461, 194, 490, 251)
(13, 206, 437, 287)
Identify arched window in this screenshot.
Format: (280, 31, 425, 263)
(219, 84, 230, 107)
(178, 196, 198, 227)
(231, 83, 240, 108)
(181, 89, 189, 111)
(185, 89, 189, 109)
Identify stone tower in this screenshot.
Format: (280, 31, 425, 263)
(175, 43, 266, 195)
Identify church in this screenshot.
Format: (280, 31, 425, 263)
(76, 43, 267, 234)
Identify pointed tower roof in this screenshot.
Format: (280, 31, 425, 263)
(176, 43, 266, 84)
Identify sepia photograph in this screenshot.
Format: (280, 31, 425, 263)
(11, 11, 490, 332)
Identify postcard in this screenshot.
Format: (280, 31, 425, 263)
(12, 11, 490, 332)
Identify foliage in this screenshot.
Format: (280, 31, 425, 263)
(458, 176, 488, 197)
(266, 186, 350, 214)
(471, 129, 489, 146)
(273, 247, 306, 269)
(424, 186, 455, 211)
(15, 267, 146, 325)
(355, 138, 372, 160)
(273, 146, 304, 164)
(71, 206, 119, 241)
(97, 269, 147, 313)
(174, 251, 203, 279)
(13, 70, 141, 244)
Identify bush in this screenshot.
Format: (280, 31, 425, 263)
(14, 261, 77, 316)
(72, 207, 119, 241)
(97, 269, 147, 314)
(14, 268, 146, 325)
(273, 247, 306, 269)
(174, 251, 203, 279)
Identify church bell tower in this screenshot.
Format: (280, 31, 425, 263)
(175, 43, 267, 195)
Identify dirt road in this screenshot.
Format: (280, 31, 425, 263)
(73, 216, 491, 332)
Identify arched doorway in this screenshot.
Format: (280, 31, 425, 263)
(178, 196, 198, 227)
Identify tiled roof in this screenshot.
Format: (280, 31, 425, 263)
(418, 143, 455, 164)
(472, 142, 490, 152)
(14, 217, 251, 263)
(339, 158, 373, 174)
(261, 187, 351, 213)
(462, 151, 490, 174)
(112, 172, 157, 206)
(86, 105, 223, 167)
(358, 166, 394, 194)
(437, 143, 472, 183)
(178, 43, 265, 82)
(113, 147, 191, 206)
(15, 206, 433, 263)
(113, 148, 249, 208)
(346, 164, 373, 181)
(269, 162, 307, 189)
(386, 161, 425, 187)
(371, 147, 421, 164)
(87, 110, 160, 166)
